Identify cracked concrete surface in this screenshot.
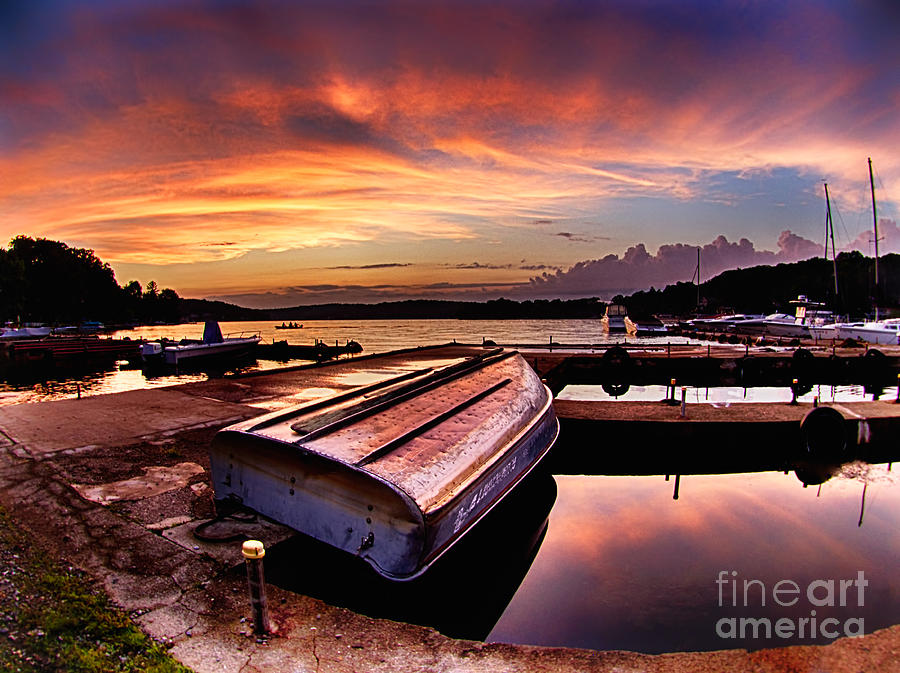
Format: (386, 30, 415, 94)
(0, 349, 898, 672)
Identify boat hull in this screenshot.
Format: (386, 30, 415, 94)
(836, 323, 900, 345)
(164, 337, 260, 365)
(209, 351, 558, 579)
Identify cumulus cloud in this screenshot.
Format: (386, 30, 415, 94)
(844, 218, 900, 256)
(527, 230, 823, 298)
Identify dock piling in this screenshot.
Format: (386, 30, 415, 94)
(242, 540, 271, 636)
(680, 386, 687, 417)
(667, 378, 678, 405)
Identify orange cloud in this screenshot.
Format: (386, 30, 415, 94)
(1, 1, 897, 298)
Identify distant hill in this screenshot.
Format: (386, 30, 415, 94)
(179, 298, 266, 322)
(181, 252, 899, 322)
(619, 251, 899, 318)
(266, 297, 605, 320)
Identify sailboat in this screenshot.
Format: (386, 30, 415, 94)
(809, 159, 898, 344)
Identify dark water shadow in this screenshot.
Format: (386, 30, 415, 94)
(264, 469, 557, 640)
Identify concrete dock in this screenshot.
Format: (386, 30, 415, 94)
(1, 343, 899, 672)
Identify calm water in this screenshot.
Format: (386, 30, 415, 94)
(488, 466, 900, 653)
(558, 383, 900, 403)
(3, 319, 898, 654)
(0, 319, 685, 405)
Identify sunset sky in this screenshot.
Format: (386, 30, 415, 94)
(2, 0, 898, 307)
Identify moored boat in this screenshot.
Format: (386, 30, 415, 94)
(833, 319, 900, 345)
(147, 321, 261, 366)
(601, 304, 628, 333)
(209, 349, 559, 580)
(624, 315, 668, 336)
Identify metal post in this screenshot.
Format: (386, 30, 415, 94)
(242, 540, 270, 636)
(680, 386, 686, 417)
(673, 474, 681, 500)
(77, 382, 81, 400)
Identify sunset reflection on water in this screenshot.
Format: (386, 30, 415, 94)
(489, 466, 900, 653)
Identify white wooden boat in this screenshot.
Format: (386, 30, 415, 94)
(209, 350, 559, 580)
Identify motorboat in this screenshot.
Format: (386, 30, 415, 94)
(809, 322, 863, 341)
(0, 325, 51, 339)
(624, 315, 668, 336)
(690, 313, 764, 332)
(832, 319, 900, 345)
(143, 321, 260, 365)
(760, 296, 833, 338)
(601, 304, 628, 333)
(728, 313, 794, 336)
(209, 349, 559, 580)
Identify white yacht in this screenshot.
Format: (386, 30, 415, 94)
(832, 319, 900, 345)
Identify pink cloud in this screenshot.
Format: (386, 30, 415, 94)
(527, 231, 823, 298)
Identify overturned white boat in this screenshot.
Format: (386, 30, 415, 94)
(209, 350, 559, 580)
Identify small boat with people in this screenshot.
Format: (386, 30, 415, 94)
(276, 322, 303, 329)
(209, 349, 559, 580)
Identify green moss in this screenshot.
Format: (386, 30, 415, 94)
(0, 506, 192, 673)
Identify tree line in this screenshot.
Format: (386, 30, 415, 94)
(617, 251, 899, 319)
(0, 236, 895, 325)
(0, 236, 181, 325)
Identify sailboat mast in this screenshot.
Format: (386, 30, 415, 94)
(869, 157, 879, 286)
(696, 247, 701, 309)
(868, 157, 879, 320)
(824, 182, 838, 296)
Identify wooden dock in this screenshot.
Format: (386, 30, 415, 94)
(175, 342, 900, 475)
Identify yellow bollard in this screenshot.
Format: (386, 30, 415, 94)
(242, 540, 271, 636)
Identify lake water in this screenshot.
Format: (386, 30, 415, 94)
(487, 466, 900, 653)
(0, 318, 686, 405)
(3, 318, 898, 654)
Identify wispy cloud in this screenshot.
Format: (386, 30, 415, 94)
(0, 1, 897, 298)
(326, 262, 412, 270)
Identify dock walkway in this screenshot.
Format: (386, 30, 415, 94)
(0, 343, 898, 672)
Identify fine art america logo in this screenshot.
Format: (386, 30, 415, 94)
(715, 570, 867, 641)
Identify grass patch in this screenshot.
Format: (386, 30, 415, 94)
(0, 506, 192, 672)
